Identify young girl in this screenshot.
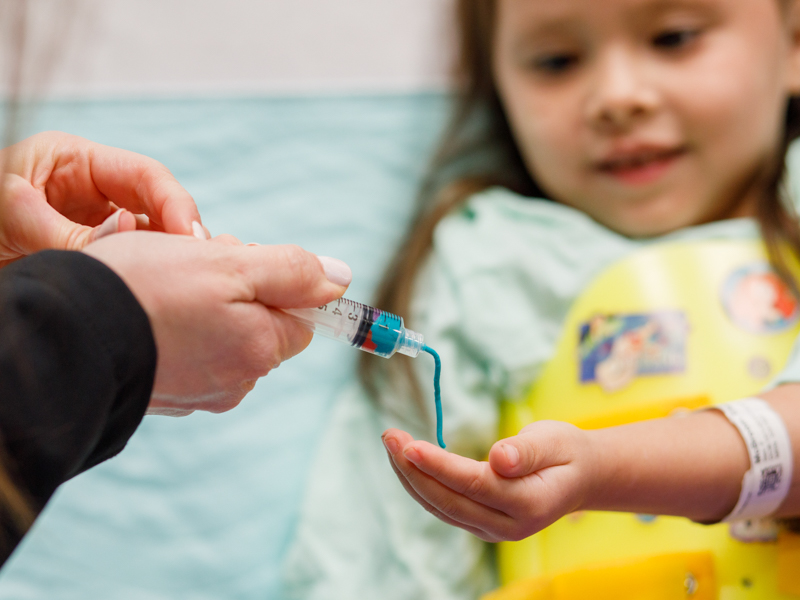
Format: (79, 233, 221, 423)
(285, 0, 800, 598)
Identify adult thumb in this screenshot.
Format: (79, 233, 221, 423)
(48, 208, 137, 251)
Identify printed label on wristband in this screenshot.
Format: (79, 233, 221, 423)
(717, 398, 793, 522)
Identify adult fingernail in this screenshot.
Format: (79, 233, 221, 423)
(383, 436, 399, 454)
(404, 447, 422, 464)
(192, 221, 209, 240)
(317, 255, 352, 287)
(502, 444, 519, 468)
(94, 209, 124, 240)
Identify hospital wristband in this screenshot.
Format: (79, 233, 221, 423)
(714, 398, 793, 522)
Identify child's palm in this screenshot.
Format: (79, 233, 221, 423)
(383, 421, 593, 542)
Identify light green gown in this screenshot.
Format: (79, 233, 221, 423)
(283, 187, 800, 600)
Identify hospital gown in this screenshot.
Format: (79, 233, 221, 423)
(282, 187, 800, 600)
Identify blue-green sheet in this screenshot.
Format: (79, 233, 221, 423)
(0, 94, 447, 599)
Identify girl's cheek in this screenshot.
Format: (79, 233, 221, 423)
(501, 78, 584, 166)
(663, 31, 786, 146)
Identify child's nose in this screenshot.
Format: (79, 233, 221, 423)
(584, 46, 661, 132)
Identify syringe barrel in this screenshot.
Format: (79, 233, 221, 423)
(283, 298, 424, 358)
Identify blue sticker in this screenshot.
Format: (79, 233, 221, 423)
(578, 311, 688, 392)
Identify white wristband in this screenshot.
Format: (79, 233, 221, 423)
(715, 398, 793, 522)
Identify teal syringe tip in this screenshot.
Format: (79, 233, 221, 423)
(422, 344, 445, 449)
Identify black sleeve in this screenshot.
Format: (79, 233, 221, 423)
(0, 250, 157, 560)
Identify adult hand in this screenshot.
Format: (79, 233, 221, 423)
(0, 131, 207, 268)
(381, 421, 596, 542)
(83, 231, 352, 416)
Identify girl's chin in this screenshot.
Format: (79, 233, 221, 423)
(586, 201, 705, 239)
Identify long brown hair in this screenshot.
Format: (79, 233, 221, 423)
(360, 0, 800, 418)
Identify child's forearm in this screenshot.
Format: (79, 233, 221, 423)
(582, 383, 800, 522)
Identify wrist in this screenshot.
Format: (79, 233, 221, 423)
(575, 411, 748, 521)
(578, 426, 624, 513)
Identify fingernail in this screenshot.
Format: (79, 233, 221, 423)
(404, 447, 422, 464)
(502, 444, 519, 468)
(246, 242, 261, 247)
(317, 255, 352, 287)
(383, 436, 399, 455)
(192, 221, 209, 240)
(94, 209, 124, 240)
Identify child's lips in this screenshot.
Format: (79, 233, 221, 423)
(595, 146, 687, 185)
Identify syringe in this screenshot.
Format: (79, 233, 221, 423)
(282, 298, 424, 359)
(283, 298, 445, 448)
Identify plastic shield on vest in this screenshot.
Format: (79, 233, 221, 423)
(491, 240, 800, 600)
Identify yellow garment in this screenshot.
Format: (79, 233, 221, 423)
(493, 240, 800, 600)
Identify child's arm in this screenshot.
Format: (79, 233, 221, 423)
(382, 383, 800, 542)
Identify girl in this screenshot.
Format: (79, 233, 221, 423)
(285, 0, 800, 598)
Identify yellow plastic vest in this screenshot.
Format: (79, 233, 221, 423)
(486, 239, 800, 600)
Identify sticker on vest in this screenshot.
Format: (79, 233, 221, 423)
(578, 311, 688, 392)
(721, 263, 799, 334)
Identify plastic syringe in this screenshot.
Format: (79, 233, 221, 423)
(282, 298, 424, 358)
(283, 298, 445, 448)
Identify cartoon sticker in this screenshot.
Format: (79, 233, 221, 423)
(720, 263, 799, 334)
(578, 311, 689, 392)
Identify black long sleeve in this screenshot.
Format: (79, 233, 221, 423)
(0, 250, 156, 564)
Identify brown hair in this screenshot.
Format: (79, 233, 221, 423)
(360, 0, 800, 418)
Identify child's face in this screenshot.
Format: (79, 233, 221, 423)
(493, 0, 800, 237)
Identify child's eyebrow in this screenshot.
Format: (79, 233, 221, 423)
(505, 0, 723, 52)
(628, 0, 723, 22)
(503, 6, 585, 51)
(508, 0, 718, 37)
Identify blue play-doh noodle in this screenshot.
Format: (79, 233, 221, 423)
(422, 345, 445, 448)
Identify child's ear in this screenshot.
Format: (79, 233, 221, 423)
(785, 0, 800, 94)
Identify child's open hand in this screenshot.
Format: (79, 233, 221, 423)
(382, 421, 597, 542)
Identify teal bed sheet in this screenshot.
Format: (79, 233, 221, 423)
(0, 94, 447, 599)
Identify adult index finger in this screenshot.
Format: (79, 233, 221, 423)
(45, 133, 203, 235)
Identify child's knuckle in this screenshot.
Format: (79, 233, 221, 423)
(438, 496, 460, 519)
(464, 473, 486, 499)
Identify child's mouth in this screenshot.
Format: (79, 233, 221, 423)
(596, 147, 686, 185)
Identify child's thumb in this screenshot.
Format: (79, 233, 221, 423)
(488, 421, 566, 478)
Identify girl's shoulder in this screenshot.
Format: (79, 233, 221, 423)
(432, 186, 634, 278)
(433, 186, 763, 277)
(448, 186, 607, 232)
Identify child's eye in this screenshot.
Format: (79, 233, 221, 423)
(652, 28, 700, 50)
(531, 53, 579, 75)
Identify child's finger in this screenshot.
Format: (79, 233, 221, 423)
(383, 430, 448, 517)
(383, 432, 504, 541)
(401, 440, 513, 512)
(386, 437, 514, 537)
(382, 433, 490, 539)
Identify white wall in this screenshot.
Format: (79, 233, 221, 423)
(1, 0, 454, 99)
